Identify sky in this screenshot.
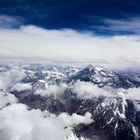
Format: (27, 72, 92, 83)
(1, 0, 140, 34)
(0, 0, 140, 70)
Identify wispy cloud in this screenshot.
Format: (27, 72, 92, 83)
(0, 15, 23, 28)
(95, 17, 140, 35)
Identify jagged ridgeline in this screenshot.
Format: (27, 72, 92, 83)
(0, 64, 140, 140)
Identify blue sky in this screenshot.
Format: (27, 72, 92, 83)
(0, 0, 140, 35)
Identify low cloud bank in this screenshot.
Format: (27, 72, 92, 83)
(125, 88, 140, 100)
(12, 83, 32, 92)
(0, 103, 92, 140)
(0, 25, 140, 70)
(0, 92, 17, 109)
(34, 84, 67, 97)
(0, 66, 26, 91)
(34, 80, 140, 101)
(73, 81, 140, 102)
(59, 112, 93, 126)
(71, 81, 114, 99)
(0, 103, 70, 140)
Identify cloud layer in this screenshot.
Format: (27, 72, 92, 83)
(0, 66, 26, 90)
(0, 25, 140, 70)
(71, 81, 114, 99)
(11, 83, 32, 92)
(0, 103, 92, 140)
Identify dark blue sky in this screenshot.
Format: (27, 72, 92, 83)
(0, 0, 140, 35)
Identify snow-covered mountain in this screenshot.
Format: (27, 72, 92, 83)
(0, 64, 140, 140)
(69, 64, 140, 88)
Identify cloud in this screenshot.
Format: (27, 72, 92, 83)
(0, 15, 23, 28)
(11, 83, 32, 92)
(34, 84, 67, 97)
(0, 92, 17, 109)
(34, 80, 140, 101)
(125, 88, 140, 100)
(103, 18, 140, 34)
(58, 112, 93, 126)
(71, 81, 114, 99)
(0, 103, 70, 140)
(0, 66, 26, 91)
(34, 81, 115, 100)
(0, 103, 92, 140)
(70, 80, 140, 102)
(0, 25, 140, 70)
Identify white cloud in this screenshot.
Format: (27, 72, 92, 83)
(71, 81, 114, 99)
(58, 112, 93, 126)
(104, 17, 140, 34)
(70, 81, 140, 102)
(11, 83, 32, 92)
(34, 84, 67, 97)
(0, 80, 5, 90)
(0, 25, 140, 70)
(0, 66, 26, 90)
(0, 103, 69, 140)
(0, 92, 17, 109)
(125, 87, 140, 100)
(0, 103, 92, 140)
